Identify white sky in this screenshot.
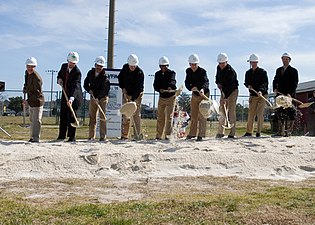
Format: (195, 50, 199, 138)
(1, 0, 315, 105)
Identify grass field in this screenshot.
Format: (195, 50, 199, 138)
(1, 116, 314, 224)
(0, 116, 272, 140)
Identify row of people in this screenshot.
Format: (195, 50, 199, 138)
(153, 52, 299, 141)
(22, 51, 301, 142)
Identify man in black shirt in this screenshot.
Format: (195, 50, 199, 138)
(153, 56, 177, 140)
(243, 54, 269, 138)
(118, 54, 144, 140)
(185, 54, 209, 141)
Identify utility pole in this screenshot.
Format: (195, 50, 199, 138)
(107, 0, 115, 69)
(46, 69, 58, 117)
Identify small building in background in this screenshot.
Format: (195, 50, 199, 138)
(296, 80, 315, 133)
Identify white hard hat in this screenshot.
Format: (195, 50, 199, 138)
(281, 52, 291, 59)
(247, 53, 259, 62)
(127, 54, 139, 66)
(95, 56, 105, 66)
(159, 56, 169, 65)
(188, 54, 200, 64)
(217, 53, 228, 63)
(25, 57, 37, 66)
(67, 51, 79, 63)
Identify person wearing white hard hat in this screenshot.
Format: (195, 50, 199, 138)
(184, 54, 210, 141)
(56, 51, 83, 142)
(215, 53, 239, 139)
(23, 57, 45, 142)
(153, 56, 177, 140)
(243, 54, 269, 138)
(272, 52, 299, 137)
(83, 56, 110, 141)
(118, 54, 144, 140)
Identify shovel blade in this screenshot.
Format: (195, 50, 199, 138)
(222, 123, 235, 129)
(298, 102, 314, 108)
(70, 122, 80, 128)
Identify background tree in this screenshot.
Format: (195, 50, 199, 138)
(177, 92, 191, 114)
(236, 103, 248, 121)
(8, 96, 23, 113)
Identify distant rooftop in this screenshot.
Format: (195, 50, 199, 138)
(296, 80, 315, 93)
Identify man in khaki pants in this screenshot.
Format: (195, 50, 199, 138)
(215, 53, 239, 139)
(23, 57, 45, 142)
(153, 56, 177, 140)
(118, 54, 144, 140)
(184, 54, 209, 141)
(84, 56, 110, 141)
(243, 54, 269, 137)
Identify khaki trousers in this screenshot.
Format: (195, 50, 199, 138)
(156, 95, 176, 139)
(89, 97, 108, 139)
(29, 106, 43, 141)
(246, 95, 266, 134)
(217, 89, 238, 136)
(188, 94, 207, 137)
(121, 93, 143, 138)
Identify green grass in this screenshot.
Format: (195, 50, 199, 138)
(0, 116, 272, 140)
(0, 180, 314, 224)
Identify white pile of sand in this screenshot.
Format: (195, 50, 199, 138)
(0, 136, 315, 182)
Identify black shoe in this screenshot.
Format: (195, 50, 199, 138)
(67, 138, 76, 142)
(28, 138, 33, 142)
(256, 133, 261, 137)
(227, 135, 236, 139)
(99, 137, 105, 141)
(28, 138, 39, 143)
(120, 136, 128, 140)
(196, 136, 202, 141)
(215, 134, 224, 139)
(272, 133, 283, 137)
(186, 135, 195, 140)
(243, 132, 252, 137)
(284, 131, 291, 137)
(155, 137, 161, 140)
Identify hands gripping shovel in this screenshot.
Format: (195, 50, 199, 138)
(249, 88, 273, 107)
(276, 91, 314, 109)
(220, 90, 234, 129)
(90, 94, 107, 122)
(61, 86, 80, 128)
(222, 102, 234, 129)
(120, 101, 138, 140)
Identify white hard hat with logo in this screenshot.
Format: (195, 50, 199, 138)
(95, 56, 105, 66)
(188, 54, 200, 64)
(217, 53, 228, 63)
(159, 56, 169, 65)
(127, 54, 139, 66)
(247, 54, 259, 62)
(281, 52, 291, 59)
(25, 57, 37, 66)
(67, 51, 79, 63)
